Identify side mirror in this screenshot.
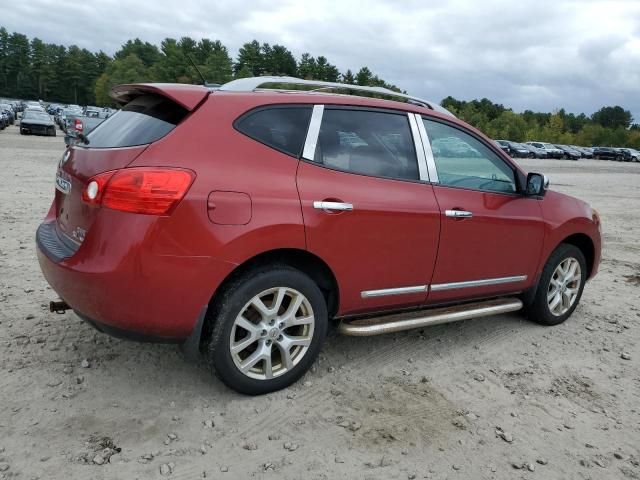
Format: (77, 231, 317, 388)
(526, 172, 549, 196)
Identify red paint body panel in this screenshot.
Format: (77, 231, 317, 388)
(296, 161, 440, 315)
(428, 186, 545, 303)
(36, 85, 602, 341)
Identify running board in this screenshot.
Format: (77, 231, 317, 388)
(338, 297, 523, 336)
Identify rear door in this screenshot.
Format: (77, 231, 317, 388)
(419, 116, 544, 304)
(296, 106, 441, 315)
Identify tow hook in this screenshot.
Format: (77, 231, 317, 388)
(49, 300, 69, 314)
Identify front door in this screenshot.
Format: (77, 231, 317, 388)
(296, 107, 441, 315)
(420, 117, 545, 304)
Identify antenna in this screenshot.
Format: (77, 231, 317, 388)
(185, 54, 207, 86)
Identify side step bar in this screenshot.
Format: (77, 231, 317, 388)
(338, 297, 523, 336)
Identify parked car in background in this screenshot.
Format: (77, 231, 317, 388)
(520, 142, 548, 158)
(555, 144, 581, 161)
(570, 146, 593, 158)
(63, 109, 110, 145)
(495, 140, 530, 158)
(0, 103, 15, 125)
(20, 109, 56, 136)
(59, 107, 83, 132)
(494, 140, 510, 155)
(623, 148, 640, 162)
(526, 141, 564, 159)
(37, 78, 601, 394)
(0, 110, 8, 129)
(592, 147, 618, 160)
(614, 148, 635, 162)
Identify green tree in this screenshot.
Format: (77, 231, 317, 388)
(202, 40, 232, 84)
(115, 38, 160, 67)
(591, 106, 633, 129)
(235, 40, 263, 76)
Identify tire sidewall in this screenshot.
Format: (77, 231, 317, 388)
(208, 267, 328, 395)
(530, 244, 587, 326)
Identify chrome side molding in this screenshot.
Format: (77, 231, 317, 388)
(430, 275, 527, 292)
(339, 297, 523, 336)
(361, 285, 428, 298)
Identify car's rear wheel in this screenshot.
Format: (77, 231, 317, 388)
(529, 152, 535, 159)
(525, 244, 586, 326)
(206, 266, 328, 395)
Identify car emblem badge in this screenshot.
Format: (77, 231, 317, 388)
(55, 174, 71, 194)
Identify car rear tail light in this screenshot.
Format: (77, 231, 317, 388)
(82, 168, 194, 215)
(74, 119, 83, 132)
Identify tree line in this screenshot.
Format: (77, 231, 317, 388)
(1, 27, 637, 148)
(441, 98, 639, 148)
(0, 28, 400, 106)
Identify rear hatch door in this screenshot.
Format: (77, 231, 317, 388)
(54, 85, 208, 248)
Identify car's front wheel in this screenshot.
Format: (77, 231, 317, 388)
(525, 244, 587, 326)
(206, 266, 328, 395)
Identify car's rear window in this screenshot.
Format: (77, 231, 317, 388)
(85, 94, 188, 148)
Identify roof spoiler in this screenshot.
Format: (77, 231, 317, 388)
(111, 83, 209, 111)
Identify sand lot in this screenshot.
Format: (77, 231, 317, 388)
(0, 123, 639, 480)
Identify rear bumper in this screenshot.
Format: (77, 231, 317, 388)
(36, 214, 236, 341)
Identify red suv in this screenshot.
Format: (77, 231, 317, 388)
(37, 77, 601, 394)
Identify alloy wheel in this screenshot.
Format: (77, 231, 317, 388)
(547, 257, 582, 316)
(229, 287, 315, 380)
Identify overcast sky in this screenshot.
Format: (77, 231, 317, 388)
(2, 0, 639, 120)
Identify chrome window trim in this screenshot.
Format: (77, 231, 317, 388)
(361, 285, 428, 298)
(430, 275, 527, 292)
(408, 113, 430, 182)
(302, 104, 324, 161)
(416, 115, 439, 183)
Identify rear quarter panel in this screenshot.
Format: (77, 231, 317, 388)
(128, 94, 307, 265)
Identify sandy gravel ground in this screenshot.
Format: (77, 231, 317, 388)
(0, 123, 639, 480)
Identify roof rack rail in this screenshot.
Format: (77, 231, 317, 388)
(217, 76, 454, 117)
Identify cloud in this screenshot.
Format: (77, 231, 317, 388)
(1, 0, 639, 119)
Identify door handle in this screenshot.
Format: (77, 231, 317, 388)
(313, 201, 354, 212)
(445, 209, 473, 218)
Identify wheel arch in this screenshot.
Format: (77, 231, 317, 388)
(199, 248, 339, 350)
(558, 233, 595, 279)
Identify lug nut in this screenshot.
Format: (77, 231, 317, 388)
(277, 335, 283, 341)
(266, 340, 272, 346)
(261, 329, 267, 336)
(269, 319, 275, 326)
(278, 323, 284, 329)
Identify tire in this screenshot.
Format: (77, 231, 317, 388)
(206, 265, 328, 395)
(563, 154, 569, 160)
(529, 153, 535, 159)
(524, 244, 587, 326)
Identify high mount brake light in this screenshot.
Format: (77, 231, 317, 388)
(82, 168, 194, 215)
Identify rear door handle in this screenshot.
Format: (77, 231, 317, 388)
(313, 201, 354, 212)
(445, 209, 473, 218)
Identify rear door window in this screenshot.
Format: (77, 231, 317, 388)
(313, 109, 419, 181)
(235, 106, 312, 157)
(85, 94, 188, 148)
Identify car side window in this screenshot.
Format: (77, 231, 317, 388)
(422, 118, 516, 194)
(235, 106, 312, 157)
(314, 109, 419, 181)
